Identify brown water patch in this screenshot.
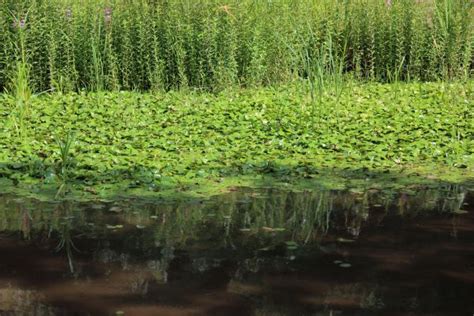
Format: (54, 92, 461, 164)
(0, 185, 472, 315)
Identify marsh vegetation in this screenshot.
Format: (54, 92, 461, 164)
(0, 0, 472, 198)
(0, 0, 472, 92)
(0, 1, 473, 314)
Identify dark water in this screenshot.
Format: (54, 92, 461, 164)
(0, 184, 473, 316)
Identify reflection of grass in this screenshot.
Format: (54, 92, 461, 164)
(56, 221, 78, 274)
(234, 190, 334, 243)
(0, 184, 471, 264)
(91, 186, 473, 246)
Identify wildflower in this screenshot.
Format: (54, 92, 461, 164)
(65, 8, 72, 20)
(13, 18, 26, 29)
(104, 7, 112, 24)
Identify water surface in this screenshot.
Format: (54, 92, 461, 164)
(0, 184, 473, 315)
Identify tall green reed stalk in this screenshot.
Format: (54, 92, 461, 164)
(55, 131, 76, 198)
(0, 0, 471, 93)
(7, 12, 33, 137)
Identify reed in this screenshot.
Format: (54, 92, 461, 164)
(0, 0, 472, 93)
(4, 11, 33, 136)
(55, 131, 76, 198)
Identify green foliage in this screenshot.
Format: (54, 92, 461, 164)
(54, 131, 76, 198)
(56, 131, 75, 181)
(0, 0, 472, 93)
(4, 11, 33, 137)
(0, 81, 472, 188)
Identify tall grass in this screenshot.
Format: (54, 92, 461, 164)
(3, 10, 33, 136)
(0, 0, 472, 93)
(55, 131, 76, 198)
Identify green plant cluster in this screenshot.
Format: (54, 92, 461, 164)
(0, 81, 472, 189)
(0, 0, 472, 93)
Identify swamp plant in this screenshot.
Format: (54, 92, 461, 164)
(0, 0, 471, 93)
(55, 132, 76, 198)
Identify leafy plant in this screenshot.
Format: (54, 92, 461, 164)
(0, 81, 471, 191)
(55, 131, 76, 198)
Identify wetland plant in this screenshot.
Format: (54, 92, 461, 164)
(55, 132, 76, 198)
(7, 12, 32, 136)
(0, 0, 471, 92)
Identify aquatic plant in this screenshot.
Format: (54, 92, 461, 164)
(55, 132, 76, 198)
(0, 0, 471, 92)
(5, 12, 33, 136)
(0, 81, 472, 192)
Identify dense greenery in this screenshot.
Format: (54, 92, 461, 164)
(0, 0, 472, 199)
(0, 0, 472, 92)
(0, 3, 472, 315)
(0, 81, 472, 197)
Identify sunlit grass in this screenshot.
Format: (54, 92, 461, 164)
(0, 0, 471, 93)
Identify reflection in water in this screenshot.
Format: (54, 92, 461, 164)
(0, 184, 472, 315)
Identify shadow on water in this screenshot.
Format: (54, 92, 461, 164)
(0, 183, 473, 315)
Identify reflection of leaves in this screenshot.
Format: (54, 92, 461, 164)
(361, 289, 385, 311)
(285, 241, 298, 250)
(262, 226, 285, 232)
(109, 206, 122, 213)
(337, 238, 355, 243)
(106, 224, 123, 229)
(56, 212, 79, 274)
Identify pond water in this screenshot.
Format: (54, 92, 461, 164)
(0, 184, 473, 315)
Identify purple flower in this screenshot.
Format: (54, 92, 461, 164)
(104, 7, 112, 24)
(13, 18, 26, 29)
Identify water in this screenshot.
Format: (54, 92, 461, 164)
(0, 184, 472, 315)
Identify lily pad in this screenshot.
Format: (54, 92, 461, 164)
(452, 210, 468, 215)
(109, 206, 122, 213)
(262, 226, 285, 232)
(339, 263, 352, 268)
(106, 224, 123, 229)
(337, 238, 355, 243)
